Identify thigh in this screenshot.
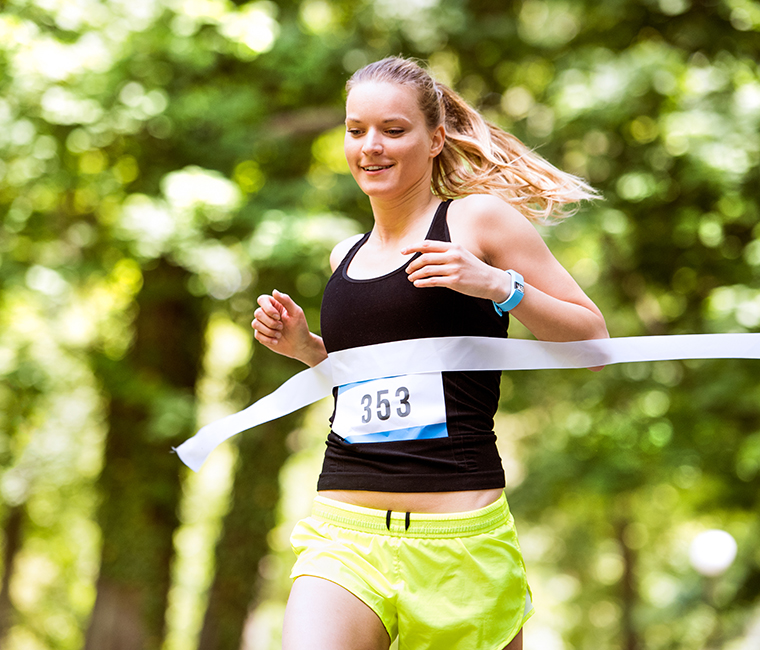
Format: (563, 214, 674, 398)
(504, 629, 523, 650)
(283, 576, 391, 650)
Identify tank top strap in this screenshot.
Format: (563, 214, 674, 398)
(335, 232, 371, 274)
(427, 199, 453, 243)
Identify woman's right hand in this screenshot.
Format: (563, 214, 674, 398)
(252, 290, 328, 367)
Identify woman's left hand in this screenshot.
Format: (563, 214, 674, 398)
(402, 240, 509, 303)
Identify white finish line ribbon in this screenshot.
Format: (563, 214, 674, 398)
(175, 333, 760, 471)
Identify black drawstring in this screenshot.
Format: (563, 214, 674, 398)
(386, 510, 412, 531)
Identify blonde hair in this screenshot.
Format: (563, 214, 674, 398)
(346, 56, 598, 221)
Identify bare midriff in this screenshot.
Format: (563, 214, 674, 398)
(318, 488, 504, 514)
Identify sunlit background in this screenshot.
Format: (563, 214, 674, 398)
(1, 0, 759, 649)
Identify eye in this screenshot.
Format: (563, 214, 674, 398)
(386, 128, 404, 136)
(346, 127, 363, 137)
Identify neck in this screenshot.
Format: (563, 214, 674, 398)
(368, 188, 441, 245)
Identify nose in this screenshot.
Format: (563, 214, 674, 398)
(361, 130, 383, 155)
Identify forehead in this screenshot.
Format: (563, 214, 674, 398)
(345, 81, 423, 122)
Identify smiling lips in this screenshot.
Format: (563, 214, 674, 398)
(361, 164, 394, 172)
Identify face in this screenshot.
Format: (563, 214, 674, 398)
(344, 81, 444, 201)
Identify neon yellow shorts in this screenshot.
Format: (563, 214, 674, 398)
(290, 492, 534, 650)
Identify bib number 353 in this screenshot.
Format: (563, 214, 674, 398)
(332, 373, 447, 443)
(361, 386, 411, 423)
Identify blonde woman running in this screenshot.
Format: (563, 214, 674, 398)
(253, 57, 608, 650)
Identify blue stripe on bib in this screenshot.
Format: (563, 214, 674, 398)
(343, 422, 448, 445)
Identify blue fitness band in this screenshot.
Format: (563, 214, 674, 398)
(493, 269, 525, 316)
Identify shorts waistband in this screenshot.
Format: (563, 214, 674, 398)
(311, 492, 509, 538)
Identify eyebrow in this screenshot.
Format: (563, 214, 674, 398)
(345, 116, 411, 124)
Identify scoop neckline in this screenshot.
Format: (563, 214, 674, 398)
(342, 201, 448, 284)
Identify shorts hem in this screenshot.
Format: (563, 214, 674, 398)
(489, 605, 535, 650)
(290, 571, 395, 643)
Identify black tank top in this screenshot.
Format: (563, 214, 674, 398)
(317, 200, 509, 492)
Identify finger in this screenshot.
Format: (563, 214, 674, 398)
(252, 316, 282, 338)
(407, 262, 454, 282)
(405, 253, 448, 275)
(256, 294, 283, 320)
(411, 275, 454, 289)
(253, 308, 283, 330)
(273, 290, 302, 317)
(401, 240, 451, 255)
(253, 329, 280, 347)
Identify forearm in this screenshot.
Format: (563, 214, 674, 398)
(509, 283, 609, 342)
(294, 332, 329, 367)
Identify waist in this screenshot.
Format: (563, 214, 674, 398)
(317, 488, 504, 514)
(311, 491, 509, 538)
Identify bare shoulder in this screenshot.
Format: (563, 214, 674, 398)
(329, 234, 364, 272)
(448, 195, 541, 259)
(449, 194, 537, 231)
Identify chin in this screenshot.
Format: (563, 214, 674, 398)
(354, 178, 395, 197)
(361, 185, 404, 200)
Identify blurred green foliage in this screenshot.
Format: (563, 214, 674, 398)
(1, 0, 759, 649)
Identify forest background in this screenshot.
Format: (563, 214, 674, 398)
(1, 0, 759, 649)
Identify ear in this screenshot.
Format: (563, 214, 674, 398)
(429, 124, 445, 158)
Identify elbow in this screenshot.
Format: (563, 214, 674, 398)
(586, 316, 609, 372)
(588, 314, 609, 341)
(584, 304, 609, 341)
(592, 318, 609, 340)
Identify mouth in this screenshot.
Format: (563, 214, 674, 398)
(361, 164, 394, 172)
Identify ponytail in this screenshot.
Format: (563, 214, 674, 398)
(347, 57, 598, 221)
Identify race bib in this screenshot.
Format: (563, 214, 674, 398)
(332, 373, 448, 444)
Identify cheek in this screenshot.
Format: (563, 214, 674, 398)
(344, 137, 359, 163)
(343, 140, 364, 180)
(399, 140, 431, 166)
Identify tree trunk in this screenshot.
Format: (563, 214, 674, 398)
(616, 518, 640, 650)
(86, 259, 205, 650)
(0, 505, 24, 644)
(197, 412, 297, 650)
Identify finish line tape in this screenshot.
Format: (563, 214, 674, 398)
(175, 333, 760, 472)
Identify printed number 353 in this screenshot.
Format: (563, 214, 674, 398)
(361, 387, 411, 423)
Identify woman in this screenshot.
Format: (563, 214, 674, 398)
(252, 57, 608, 650)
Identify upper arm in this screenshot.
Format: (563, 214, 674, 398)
(329, 234, 363, 273)
(449, 195, 599, 312)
